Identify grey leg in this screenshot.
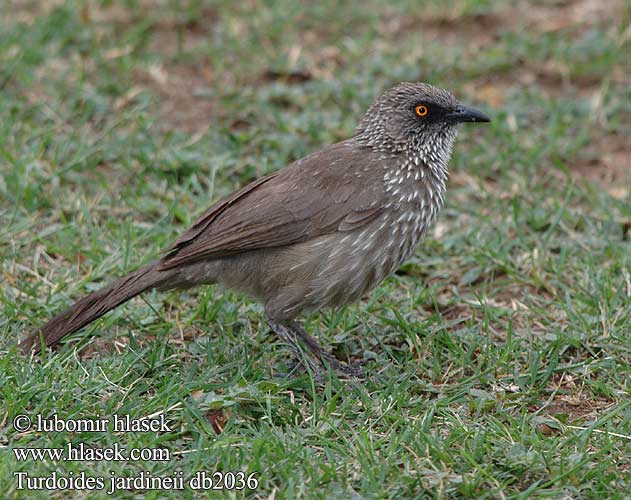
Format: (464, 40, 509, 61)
(266, 318, 322, 376)
(266, 316, 363, 379)
(288, 321, 364, 377)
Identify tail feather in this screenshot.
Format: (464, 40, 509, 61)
(20, 261, 175, 354)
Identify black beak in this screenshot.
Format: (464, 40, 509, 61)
(446, 104, 491, 124)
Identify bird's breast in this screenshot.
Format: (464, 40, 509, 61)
(382, 161, 447, 252)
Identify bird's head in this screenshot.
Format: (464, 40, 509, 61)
(355, 82, 490, 161)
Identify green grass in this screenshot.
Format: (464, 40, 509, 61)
(1, 0, 630, 498)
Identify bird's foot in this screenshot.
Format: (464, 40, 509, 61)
(267, 318, 364, 381)
(314, 350, 364, 379)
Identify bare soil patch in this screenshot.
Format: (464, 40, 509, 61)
(535, 371, 617, 423)
(572, 133, 631, 197)
(519, 0, 626, 33)
(539, 395, 613, 423)
(380, 0, 625, 49)
(132, 63, 216, 134)
(89, 1, 220, 134)
(379, 10, 503, 48)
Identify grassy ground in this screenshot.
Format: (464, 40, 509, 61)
(1, 0, 630, 498)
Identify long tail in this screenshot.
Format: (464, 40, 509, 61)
(20, 261, 177, 354)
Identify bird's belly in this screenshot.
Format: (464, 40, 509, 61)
(289, 210, 429, 311)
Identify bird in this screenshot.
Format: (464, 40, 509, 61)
(20, 82, 490, 377)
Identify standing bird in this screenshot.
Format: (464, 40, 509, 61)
(20, 82, 490, 377)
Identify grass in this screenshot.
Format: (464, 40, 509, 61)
(1, 0, 630, 498)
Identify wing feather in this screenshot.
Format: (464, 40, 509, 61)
(158, 141, 387, 270)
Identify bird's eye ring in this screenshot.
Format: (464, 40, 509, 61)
(415, 105, 429, 117)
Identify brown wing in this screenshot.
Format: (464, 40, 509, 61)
(158, 140, 386, 270)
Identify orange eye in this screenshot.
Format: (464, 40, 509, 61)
(415, 105, 429, 117)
